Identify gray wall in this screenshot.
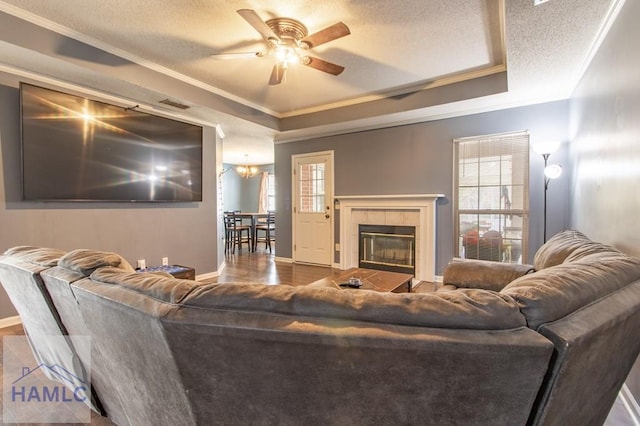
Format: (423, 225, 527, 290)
(275, 100, 570, 273)
(0, 81, 222, 318)
(568, 0, 640, 406)
(222, 163, 274, 213)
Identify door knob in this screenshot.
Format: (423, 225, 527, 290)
(325, 214, 330, 219)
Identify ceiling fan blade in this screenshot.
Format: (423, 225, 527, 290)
(211, 51, 264, 60)
(301, 22, 350, 49)
(269, 63, 286, 85)
(237, 9, 280, 43)
(303, 56, 345, 76)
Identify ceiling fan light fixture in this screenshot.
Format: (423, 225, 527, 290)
(275, 46, 300, 65)
(229, 9, 351, 85)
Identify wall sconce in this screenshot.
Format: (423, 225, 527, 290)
(236, 155, 259, 178)
(533, 142, 563, 242)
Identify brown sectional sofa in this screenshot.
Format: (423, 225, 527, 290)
(0, 230, 639, 425)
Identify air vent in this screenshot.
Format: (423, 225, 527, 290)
(158, 98, 190, 110)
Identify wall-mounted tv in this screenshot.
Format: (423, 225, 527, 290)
(20, 83, 203, 202)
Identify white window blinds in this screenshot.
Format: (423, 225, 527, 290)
(453, 131, 530, 263)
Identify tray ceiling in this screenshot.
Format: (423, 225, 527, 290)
(0, 0, 622, 164)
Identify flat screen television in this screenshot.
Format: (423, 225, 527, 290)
(20, 82, 203, 202)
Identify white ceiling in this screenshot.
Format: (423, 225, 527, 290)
(0, 0, 621, 164)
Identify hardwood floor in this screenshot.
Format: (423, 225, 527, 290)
(0, 248, 634, 425)
(204, 245, 436, 292)
(206, 246, 336, 286)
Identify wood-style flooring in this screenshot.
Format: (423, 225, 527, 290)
(0, 247, 634, 425)
(203, 245, 435, 292)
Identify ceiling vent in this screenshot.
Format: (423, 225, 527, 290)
(159, 98, 190, 109)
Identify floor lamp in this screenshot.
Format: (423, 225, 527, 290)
(533, 142, 562, 243)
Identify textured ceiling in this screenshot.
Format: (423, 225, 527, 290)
(0, 0, 622, 164)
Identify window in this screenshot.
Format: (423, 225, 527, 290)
(453, 132, 529, 263)
(298, 162, 325, 213)
(267, 173, 276, 211)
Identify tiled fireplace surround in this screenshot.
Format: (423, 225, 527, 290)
(336, 194, 443, 283)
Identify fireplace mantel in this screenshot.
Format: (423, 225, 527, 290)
(335, 194, 443, 204)
(336, 194, 443, 282)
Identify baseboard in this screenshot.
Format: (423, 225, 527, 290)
(274, 256, 293, 263)
(195, 262, 225, 281)
(620, 383, 640, 426)
(0, 315, 22, 328)
(434, 275, 443, 283)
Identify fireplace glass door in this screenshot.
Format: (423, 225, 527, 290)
(359, 225, 415, 275)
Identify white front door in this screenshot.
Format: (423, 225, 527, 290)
(292, 151, 334, 266)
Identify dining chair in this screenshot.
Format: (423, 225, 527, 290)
(224, 212, 252, 253)
(254, 211, 275, 253)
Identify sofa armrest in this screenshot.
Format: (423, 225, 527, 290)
(443, 259, 535, 292)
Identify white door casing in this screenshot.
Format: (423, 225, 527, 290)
(292, 151, 334, 266)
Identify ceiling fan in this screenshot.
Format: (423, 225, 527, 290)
(212, 9, 350, 85)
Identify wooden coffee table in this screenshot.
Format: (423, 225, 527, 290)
(310, 267, 413, 293)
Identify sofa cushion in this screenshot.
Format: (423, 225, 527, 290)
(533, 230, 592, 270)
(90, 267, 197, 303)
(562, 243, 623, 263)
(59, 249, 135, 275)
(86, 267, 525, 330)
(501, 255, 640, 329)
(443, 259, 535, 292)
(4, 246, 66, 267)
(181, 282, 526, 330)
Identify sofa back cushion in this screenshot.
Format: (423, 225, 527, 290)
(58, 249, 134, 276)
(532, 230, 624, 269)
(185, 282, 527, 331)
(4, 246, 67, 266)
(89, 267, 526, 330)
(533, 230, 591, 270)
(90, 267, 197, 303)
(502, 255, 640, 329)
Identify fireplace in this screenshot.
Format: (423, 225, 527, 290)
(359, 225, 416, 275)
(336, 194, 443, 282)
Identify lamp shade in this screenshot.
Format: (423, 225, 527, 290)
(533, 141, 561, 155)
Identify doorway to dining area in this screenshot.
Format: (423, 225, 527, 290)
(222, 162, 275, 254)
